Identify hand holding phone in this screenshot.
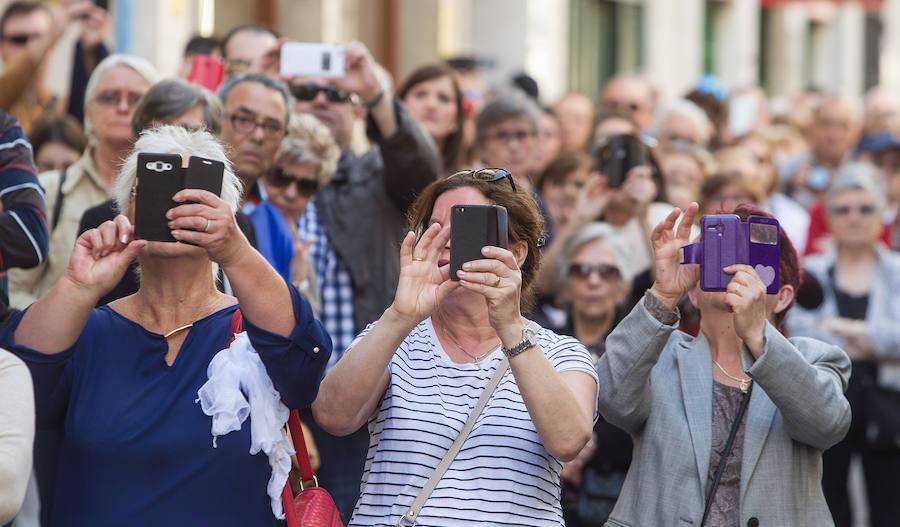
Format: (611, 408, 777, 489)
(449, 205, 508, 281)
(187, 54, 225, 93)
(280, 42, 346, 78)
(594, 134, 649, 189)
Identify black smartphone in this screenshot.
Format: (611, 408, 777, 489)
(134, 153, 183, 242)
(449, 204, 508, 281)
(595, 134, 648, 188)
(94, 0, 108, 10)
(186, 156, 224, 198)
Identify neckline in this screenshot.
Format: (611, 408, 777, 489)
(100, 303, 239, 339)
(426, 316, 500, 368)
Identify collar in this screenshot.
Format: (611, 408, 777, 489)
(59, 147, 105, 195)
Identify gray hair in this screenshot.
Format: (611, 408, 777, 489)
(826, 161, 888, 213)
(216, 73, 292, 127)
(557, 221, 633, 292)
(275, 113, 341, 185)
(475, 90, 541, 146)
(114, 125, 242, 216)
(84, 54, 160, 136)
(131, 78, 224, 136)
(651, 98, 711, 146)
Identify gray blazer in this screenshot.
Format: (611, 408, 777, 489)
(596, 298, 851, 527)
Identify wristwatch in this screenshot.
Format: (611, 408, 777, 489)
(502, 321, 540, 358)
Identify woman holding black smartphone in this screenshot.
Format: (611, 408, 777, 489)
(312, 169, 598, 526)
(0, 126, 331, 525)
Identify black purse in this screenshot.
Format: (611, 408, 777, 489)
(577, 467, 627, 525)
(864, 384, 900, 450)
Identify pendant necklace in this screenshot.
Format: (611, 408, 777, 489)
(437, 312, 498, 363)
(713, 359, 751, 393)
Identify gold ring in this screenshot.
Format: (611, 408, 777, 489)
(413, 256, 425, 261)
(203, 219, 210, 232)
(494, 276, 501, 287)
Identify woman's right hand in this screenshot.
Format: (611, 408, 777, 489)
(648, 203, 700, 309)
(64, 215, 146, 298)
(389, 222, 457, 326)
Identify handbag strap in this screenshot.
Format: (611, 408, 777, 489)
(398, 357, 510, 527)
(700, 381, 753, 527)
(227, 309, 242, 346)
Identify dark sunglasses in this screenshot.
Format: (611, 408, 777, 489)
(289, 83, 353, 103)
(267, 168, 320, 197)
(568, 263, 622, 282)
(830, 204, 877, 216)
(2, 33, 40, 46)
(449, 168, 517, 191)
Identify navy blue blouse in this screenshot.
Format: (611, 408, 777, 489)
(0, 285, 331, 526)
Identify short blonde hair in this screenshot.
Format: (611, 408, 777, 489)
(274, 113, 340, 185)
(114, 125, 242, 215)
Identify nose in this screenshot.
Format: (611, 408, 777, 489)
(116, 94, 130, 113)
(250, 122, 266, 142)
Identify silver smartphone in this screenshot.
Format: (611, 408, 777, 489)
(280, 42, 345, 77)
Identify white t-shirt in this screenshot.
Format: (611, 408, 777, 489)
(349, 318, 598, 526)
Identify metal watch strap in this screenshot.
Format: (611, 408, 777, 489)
(397, 357, 509, 526)
(502, 320, 540, 358)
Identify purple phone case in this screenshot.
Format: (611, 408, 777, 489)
(681, 215, 780, 294)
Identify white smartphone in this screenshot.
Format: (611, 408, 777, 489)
(280, 42, 345, 78)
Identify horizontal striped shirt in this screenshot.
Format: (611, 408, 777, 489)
(349, 317, 598, 526)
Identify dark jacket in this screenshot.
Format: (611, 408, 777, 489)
(317, 99, 440, 331)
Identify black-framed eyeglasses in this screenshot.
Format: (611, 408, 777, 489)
(289, 83, 354, 104)
(225, 112, 285, 141)
(94, 90, 143, 108)
(449, 167, 517, 191)
(267, 167, 320, 197)
(568, 263, 622, 282)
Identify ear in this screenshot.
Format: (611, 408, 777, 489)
(772, 283, 795, 315)
(510, 240, 528, 268)
(687, 286, 699, 309)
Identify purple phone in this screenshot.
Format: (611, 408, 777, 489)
(681, 214, 780, 294)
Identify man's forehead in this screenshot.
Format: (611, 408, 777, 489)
(224, 29, 276, 61)
(3, 8, 52, 31)
(225, 82, 285, 114)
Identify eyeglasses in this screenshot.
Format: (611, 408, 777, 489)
(486, 129, 535, 144)
(94, 90, 143, 108)
(289, 83, 355, 104)
(603, 100, 640, 113)
(568, 263, 622, 282)
(225, 112, 285, 141)
(224, 58, 251, 75)
(267, 168, 320, 197)
(830, 204, 877, 216)
(2, 33, 41, 46)
(449, 167, 517, 191)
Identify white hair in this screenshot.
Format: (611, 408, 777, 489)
(114, 125, 242, 215)
(556, 221, 633, 292)
(84, 54, 161, 137)
(651, 98, 711, 146)
(826, 161, 888, 213)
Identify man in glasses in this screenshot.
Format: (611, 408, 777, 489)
(284, 39, 440, 521)
(601, 74, 656, 132)
(220, 23, 278, 78)
(0, 0, 109, 134)
(216, 73, 290, 211)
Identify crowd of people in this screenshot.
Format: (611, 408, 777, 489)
(0, 1, 898, 526)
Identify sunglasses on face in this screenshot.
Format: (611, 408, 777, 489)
(449, 167, 517, 191)
(568, 263, 622, 282)
(2, 33, 41, 46)
(289, 83, 354, 104)
(267, 168, 320, 197)
(830, 204, 877, 216)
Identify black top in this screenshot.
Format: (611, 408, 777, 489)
(828, 266, 869, 320)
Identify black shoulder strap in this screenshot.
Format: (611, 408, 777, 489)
(51, 165, 70, 232)
(701, 382, 754, 527)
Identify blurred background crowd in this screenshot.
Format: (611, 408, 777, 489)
(1, 0, 899, 526)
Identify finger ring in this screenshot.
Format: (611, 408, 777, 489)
(203, 219, 211, 233)
(494, 276, 501, 287)
(413, 256, 424, 261)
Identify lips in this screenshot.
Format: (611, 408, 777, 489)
(438, 259, 449, 267)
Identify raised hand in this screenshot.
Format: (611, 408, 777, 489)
(568, 173, 610, 227)
(648, 202, 700, 309)
(724, 264, 769, 356)
(390, 223, 456, 325)
(65, 215, 146, 298)
(455, 245, 524, 339)
(621, 165, 657, 212)
(332, 41, 385, 103)
(166, 188, 251, 267)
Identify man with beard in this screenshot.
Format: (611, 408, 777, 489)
(216, 73, 290, 211)
(287, 40, 440, 520)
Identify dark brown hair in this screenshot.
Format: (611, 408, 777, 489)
(29, 115, 88, 155)
(398, 63, 464, 174)
(535, 151, 594, 191)
(0, 1, 49, 38)
(406, 173, 545, 312)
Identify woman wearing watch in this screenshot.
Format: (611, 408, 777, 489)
(312, 168, 598, 526)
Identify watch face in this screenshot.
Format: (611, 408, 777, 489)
(524, 322, 539, 341)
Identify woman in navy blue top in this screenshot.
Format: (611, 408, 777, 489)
(0, 126, 332, 526)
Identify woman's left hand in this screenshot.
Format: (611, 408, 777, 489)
(166, 189, 250, 267)
(456, 245, 523, 336)
(621, 165, 657, 212)
(724, 264, 768, 357)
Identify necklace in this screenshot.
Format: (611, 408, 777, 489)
(163, 323, 193, 339)
(713, 359, 752, 393)
(437, 312, 498, 363)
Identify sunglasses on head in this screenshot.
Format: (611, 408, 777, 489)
(267, 168, 320, 197)
(568, 263, 622, 282)
(289, 83, 354, 103)
(449, 167, 517, 191)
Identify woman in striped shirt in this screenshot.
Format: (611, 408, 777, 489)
(313, 169, 599, 526)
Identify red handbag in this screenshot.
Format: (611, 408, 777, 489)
(281, 410, 343, 526)
(227, 310, 342, 526)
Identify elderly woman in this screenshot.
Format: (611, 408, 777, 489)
(596, 202, 851, 526)
(398, 63, 465, 174)
(475, 91, 542, 191)
(312, 170, 598, 525)
(253, 113, 341, 315)
(786, 162, 900, 526)
(9, 54, 159, 308)
(552, 223, 634, 527)
(0, 126, 331, 525)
